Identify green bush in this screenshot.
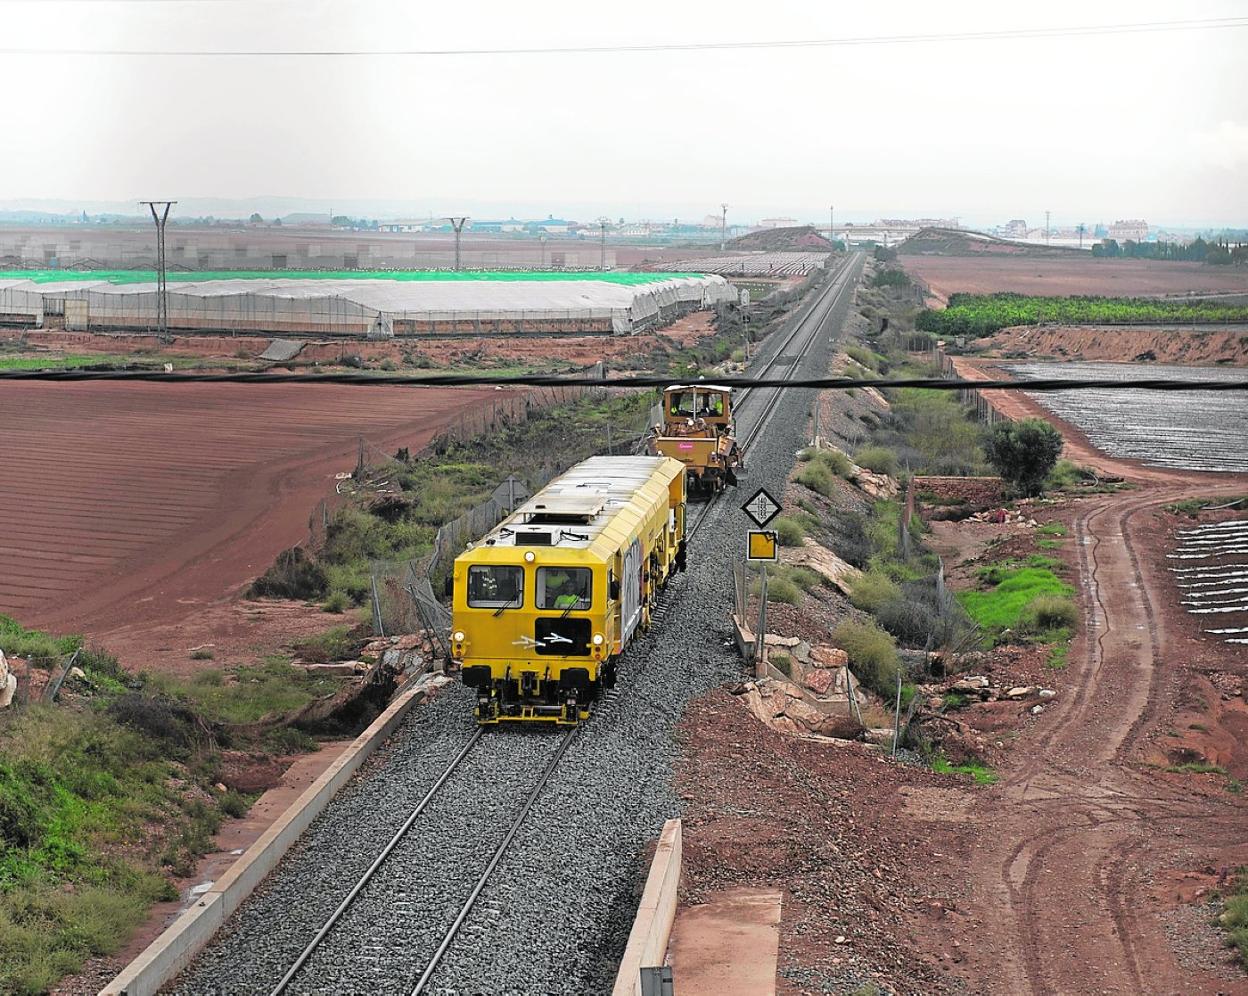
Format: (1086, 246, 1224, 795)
(773, 516, 807, 547)
(845, 345, 878, 370)
(854, 445, 899, 477)
(796, 461, 836, 497)
(984, 418, 1065, 497)
(323, 591, 349, 614)
(849, 569, 901, 613)
(815, 448, 853, 477)
(246, 547, 327, 601)
(770, 652, 792, 677)
(765, 578, 801, 606)
(832, 619, 901, 699)
(1018, 594, 1078, 635)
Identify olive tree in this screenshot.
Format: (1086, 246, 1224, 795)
(984, 418, 1064, 497)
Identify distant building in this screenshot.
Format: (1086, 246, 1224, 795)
(758, 217, 800, 229)
(1003, 219, 1028, 238)
(1108, 219, 1149, 242)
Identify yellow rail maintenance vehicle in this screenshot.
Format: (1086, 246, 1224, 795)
(450, 455, 687, 725)
(650, 384, 743, 497)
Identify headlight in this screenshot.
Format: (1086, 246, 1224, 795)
(592, 634, 605, 646)
(524, 551, 535, 563)
(453, 631, 465, 643)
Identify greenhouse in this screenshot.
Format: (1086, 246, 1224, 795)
(0, 270, 736, 336)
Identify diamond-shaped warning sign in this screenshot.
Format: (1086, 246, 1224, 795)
(741, 487, 781, 528)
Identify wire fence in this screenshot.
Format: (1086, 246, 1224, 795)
(364, 380, 658, 647)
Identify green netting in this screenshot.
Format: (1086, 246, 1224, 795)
(0, 269, 705, 286)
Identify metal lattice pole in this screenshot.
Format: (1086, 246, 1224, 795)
(140, 200, 175, 341)
(447, 216, 468, 271)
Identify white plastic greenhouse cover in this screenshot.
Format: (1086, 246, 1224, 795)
(0, 274, 737, 334)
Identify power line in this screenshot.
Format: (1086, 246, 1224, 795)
(1, 368, 1245, 394)
(1, 17, 1244, 57)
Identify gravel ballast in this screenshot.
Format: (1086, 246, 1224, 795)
(166, 254, 864, 996)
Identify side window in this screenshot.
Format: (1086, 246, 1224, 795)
(467, 565, 524, 608)
(536, 567, 593, 610)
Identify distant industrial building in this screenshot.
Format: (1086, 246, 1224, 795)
(1003, 219, 1029, 238)
(1108, 219, 1149, 242)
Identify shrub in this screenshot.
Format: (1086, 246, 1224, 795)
(219, 790, 252, 819)
(846, 345, 878, 370)
(189, 648, 214, 661)
(323, 592, 349, 614)
(770, 652, 792, 677)
(815, 448, 853, 478)
(774, 516, 807, 547)
(1018, 594, 1078, 635)
(849, 569, 900, 613)
(984, 418, 1065, 497)
(876, 596, 940, 647)
(796, 461, 836, 497)
(246, 547, 327, 600)
(766, 578, 801, 606)
(832, 619, 901, 699)
(854, 445, 899, 477)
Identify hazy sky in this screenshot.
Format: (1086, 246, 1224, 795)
(2, 0, 1246, 226)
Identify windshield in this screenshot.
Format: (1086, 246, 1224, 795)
(536, 567, 592, 611)
(467, 565, 524, 609)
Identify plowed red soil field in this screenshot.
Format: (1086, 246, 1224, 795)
(0, 381, 496, 639)
(901, 255, 1248, 304)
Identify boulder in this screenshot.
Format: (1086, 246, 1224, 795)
(784, 541, 863, 596)
(1005, 686, 1036, 700)
(1038, 688, 1057, 699)
(810, 646, 850, 669)
(803, 668, 835, 696)
(952, 675, 989, 691)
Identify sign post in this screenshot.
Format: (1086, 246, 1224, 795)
(742, 489, 783, 676)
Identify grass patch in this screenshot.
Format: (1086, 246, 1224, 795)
(1217, 868, 1248, 966)
(145, 655, 346, 726)
(958, 563, 1074, 634)
(1047, 644, 1070, 670)
(1166, 762, 1228, 775)
(752, 566, 822, 606)
(849, 569, 901, 613)
(932, 754, 998, 785)
(1036, 522, 1067, 537)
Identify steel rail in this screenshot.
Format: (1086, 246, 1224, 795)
(268, 728, 485, 996)
(409, 727, 579, 994)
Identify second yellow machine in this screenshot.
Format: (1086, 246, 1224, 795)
(450, 455, 688, 725)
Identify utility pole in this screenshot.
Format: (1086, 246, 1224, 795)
(447, 216, 468, 271)
(720, 202, 728, 251)
(539, 234, 547, 269)
(829, 204, 834, 246)
(1045, 210, 1051, 246)
(140, 200, 176, 342)
(1077, 223, 1086, 249)
(597, 217, 610, 271)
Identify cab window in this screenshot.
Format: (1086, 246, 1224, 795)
(467, 565, 524, 608)
(536, 567, 592, 610)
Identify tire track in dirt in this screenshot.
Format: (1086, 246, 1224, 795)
(962, 481, 1248, 995)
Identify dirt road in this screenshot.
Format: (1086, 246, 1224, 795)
(946, 360, 1248, 993)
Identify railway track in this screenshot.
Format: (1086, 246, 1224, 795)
(180, 253, 863, 996)
(686, 250, 863, 540)
(265, 725, 575, 996)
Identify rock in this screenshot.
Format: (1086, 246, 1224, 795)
(294, 661, 366, 676)
(1038, 688, 1056, 699)
(803, 669, 835, 695)
(782, 697, 825, 730)
(810, 646, 850, 669)
(784, 541, 864, 595)
(1031, 704, 1045, 715)
(69, 666, 86, 680)
(1005, 686, 1036, 700)
(952, 675, 989, 691)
